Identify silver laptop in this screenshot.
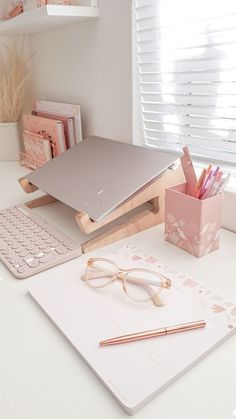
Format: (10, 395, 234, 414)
(25, 136, 178, 221)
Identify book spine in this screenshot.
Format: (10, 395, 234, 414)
(75, 114, 83, 143)
(67, 118, 76, 148)
(56, 122, 67, 155)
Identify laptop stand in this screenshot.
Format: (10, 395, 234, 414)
(19, 165, 183, 253)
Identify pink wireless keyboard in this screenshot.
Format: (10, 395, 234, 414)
(0, 205, 82, 279)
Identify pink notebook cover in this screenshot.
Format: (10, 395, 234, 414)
(34, 100, 82, 144)
(23, 114, 66, 156)
(23, 130, 52, 169)
(28, 245, 236, 415)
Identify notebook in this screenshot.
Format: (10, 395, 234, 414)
(28, 245, 236, 415)
(24, 136, 179, 222)
(23, 130, 52, 169)
(23, 114, 66, 157)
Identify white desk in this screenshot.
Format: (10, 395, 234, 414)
(0, 162, 236, 419)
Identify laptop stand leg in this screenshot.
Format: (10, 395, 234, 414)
(81, 199, 162, 253)
(25, 194, 58, 209)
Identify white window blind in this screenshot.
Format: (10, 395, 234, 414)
(134, 0, 236, 164)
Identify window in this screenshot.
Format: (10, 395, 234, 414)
(133, 0, 236, 165)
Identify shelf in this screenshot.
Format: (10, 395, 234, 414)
(0, 5, 99, 36)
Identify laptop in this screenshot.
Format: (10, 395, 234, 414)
(25, 136, 179, 222)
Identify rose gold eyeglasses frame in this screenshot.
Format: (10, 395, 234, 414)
(81, 257, 171, 307)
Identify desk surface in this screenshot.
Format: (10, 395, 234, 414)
(0, 162, 236, 419)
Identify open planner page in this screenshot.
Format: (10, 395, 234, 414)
(28, 245, 236, 414)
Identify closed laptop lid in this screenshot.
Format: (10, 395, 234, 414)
(25, 136, 179, 221)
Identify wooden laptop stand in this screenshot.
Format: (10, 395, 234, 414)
(19, 165, 184, 253)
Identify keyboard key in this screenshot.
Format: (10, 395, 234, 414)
(17, 268, 25, 273)
(9, 259, 17, 265)
(15, 248, 23, 253)
(39, 253, 57, 263)
(44, 247, 53, 254)
(19, 250, 28, 257)
(30, 249, 40, 255)
(22, 241, 31, 247)
(34, 239, 43, 246)
(41, 235, 49, 241)
(38, 231, 46, 237)
(24, 257, 39, 268)
(26, 244, 35, 251)
(38, 244, 47, 250)
(0, 245, 7, 251)
(35, 252, 45, 259)
(46, 237, 54, 244)
(2, 250, 9, 255)
(5, 254, 14, 259)
(48, 242, 58, 250)
(55, 246, 68, 255)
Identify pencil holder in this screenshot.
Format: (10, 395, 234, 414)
(165, 183, 223, 258)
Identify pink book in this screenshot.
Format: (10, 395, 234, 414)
(23, 114, 66, 157)
(22, 130, 52, 169)
(34, 111, 75, 149)
(33, 99, 82, 144)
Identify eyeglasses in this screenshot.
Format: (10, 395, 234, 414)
(81, 258, 171, 306)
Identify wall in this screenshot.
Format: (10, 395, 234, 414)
(30, 0, 132, 143)
(0, 1, 9, 16)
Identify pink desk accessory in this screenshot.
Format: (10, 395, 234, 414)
(165, 182, 223, 257)
(165, 146, 230, 257)
(99, 320, 206, 346)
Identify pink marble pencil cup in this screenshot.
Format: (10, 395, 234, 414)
(165, 183, 223, 258)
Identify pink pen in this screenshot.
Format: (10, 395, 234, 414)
(199, 169, 213, 198)
(207, 171, 223, 198)
(201, 166, 220, 199)
(215, 173, 231, 195)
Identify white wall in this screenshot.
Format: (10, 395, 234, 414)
(30, 0, 132, 143)
(0, 1, 9, 16)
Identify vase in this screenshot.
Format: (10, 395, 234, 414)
(0, 122, 22, 162)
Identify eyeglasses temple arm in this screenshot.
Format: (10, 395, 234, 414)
(122, 276, 164, 307)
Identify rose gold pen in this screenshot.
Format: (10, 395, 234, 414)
(99, 320, 206, 346)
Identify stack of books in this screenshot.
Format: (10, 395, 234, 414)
(21, 100, 82, 169)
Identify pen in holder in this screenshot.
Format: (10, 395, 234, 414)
(165, 183, 223, 257)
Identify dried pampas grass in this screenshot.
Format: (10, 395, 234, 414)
(0, 39, 30, 123)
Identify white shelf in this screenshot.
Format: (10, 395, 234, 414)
(0, 5, 99, 36)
